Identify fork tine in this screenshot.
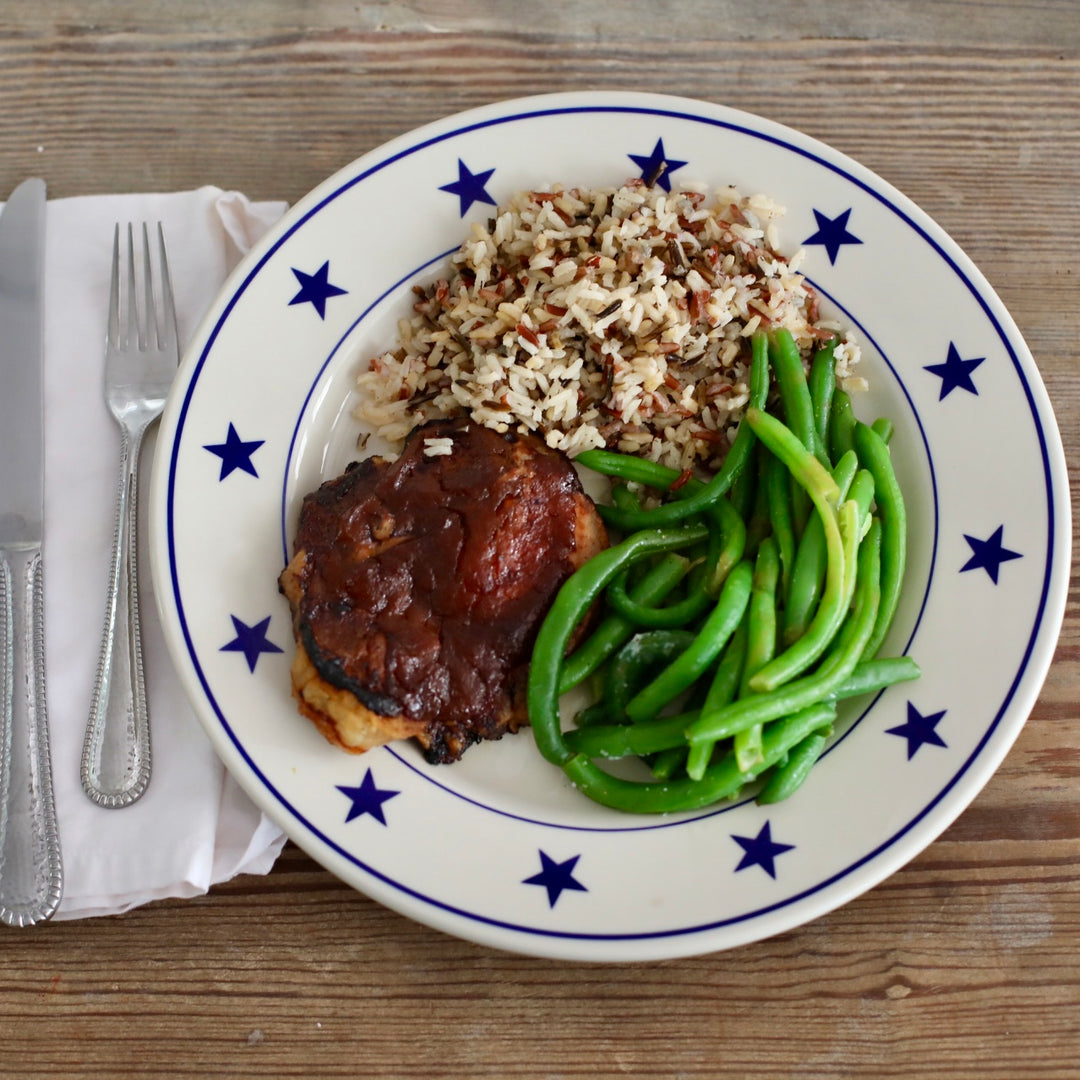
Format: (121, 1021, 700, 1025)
(125, 223, 142, 350)
(155, 222, 178, 358)
(141, 222, 159, 349)
(107, 224, 121, 347)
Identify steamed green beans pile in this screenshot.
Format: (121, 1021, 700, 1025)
(526, 328, 920, 814)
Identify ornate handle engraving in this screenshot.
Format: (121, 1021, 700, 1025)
(0, 544, 63, 926)
(83, 430, 152, 808)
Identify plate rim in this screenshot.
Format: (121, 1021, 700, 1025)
(149, 90, 1071, 961)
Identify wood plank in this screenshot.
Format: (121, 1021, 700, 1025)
(2, 837, 1079, 1078)
(6, 0, 1080, 47)
(0, 30, 1075, 216)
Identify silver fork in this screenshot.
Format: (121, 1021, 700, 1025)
(81, 223, 178, 808)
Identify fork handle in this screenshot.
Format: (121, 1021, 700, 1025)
(82, 428, 152, 808)
(0, 543, 64, 925)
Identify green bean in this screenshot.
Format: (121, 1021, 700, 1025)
(757, 729, 831, 805)
(744, 408, 840, 507)
(560, 701, 836, 814)
(565, 709, 696, 759)
(572, 700, 611, 728)
(574, 450, 689, 492)
(610, 483, 644, 513)
(586, 332, 770, 531)
(705, 498, 748, 594)
(749, 327, 771, 394)
(871, 416, 893, 445)
(829, 388, 856, 463)
(650, 746, 688, 780)
(741, 408, 850, 692)
(847, 469, 876, 532)
(734, 538, 780, 773)
(529, 524, 710, 765)
(558, 553, 691, 694)
(768, 328, 821, 462)
(852, 422, 907, 658)
(782, 449, 858, 645)
(685, 618, 748, 781)
(603, 629, 696, 722)
(739, 540, 780, 698)
(832, 656, 921, 700)
(766, 331, 812, 533)
(763, 451, 795, 595)
(728, 447, 756, 520)
(624, 560, 754, 723)
(606, 560, 712, 628)
(804, 517, 879, 690)
(704, 614, 749, 713)
(782, 507, 827, 646)
(844, 471, 877, 616)
(764, 493, 857, 687)
(686, 518, 882, 746)
(809, 337, 838, 457)
(744, 446, 773, 557)
(831, 449, 860, 497)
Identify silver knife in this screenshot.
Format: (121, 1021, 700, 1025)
(0, 178, 63, 926)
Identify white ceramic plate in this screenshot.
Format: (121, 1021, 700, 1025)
(150, 92, 1069, 961)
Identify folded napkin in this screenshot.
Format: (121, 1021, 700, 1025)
(38, 187, 290, 919)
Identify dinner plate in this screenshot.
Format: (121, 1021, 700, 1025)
(149, 91, 1069, 961)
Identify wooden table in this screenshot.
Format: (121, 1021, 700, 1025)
(2, 3, 1077, 1076)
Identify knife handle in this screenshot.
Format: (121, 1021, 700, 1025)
(82, 432, 152, 808)
(0, 544, 64, 926)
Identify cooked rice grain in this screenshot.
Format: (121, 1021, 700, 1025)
(355, 180, 860, 472)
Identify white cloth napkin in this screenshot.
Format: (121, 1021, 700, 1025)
(37, 187, 290, 919)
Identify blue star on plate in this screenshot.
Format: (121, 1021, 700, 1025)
(289, 261, 347, 319)
(802, 208, 863, 265)
(203, 423, 265, 480)
(887, 702, 948, 760)
(439, 159, 497, 216)
(337, 769, 400, 825)
(732, 821, 794, 879)
(924, 343, 986, 400)
(961, 525, 1023, 584)
(628, 137, 687, 192)
(522, 850, 587, 908)
(219, 615, 283, 672)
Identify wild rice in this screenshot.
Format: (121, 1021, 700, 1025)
(355, 179, 861, 472)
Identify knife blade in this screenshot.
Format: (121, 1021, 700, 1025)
(0, 177, 63, 926)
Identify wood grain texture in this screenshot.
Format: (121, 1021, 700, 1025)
(1, 2, 1078, 1077)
